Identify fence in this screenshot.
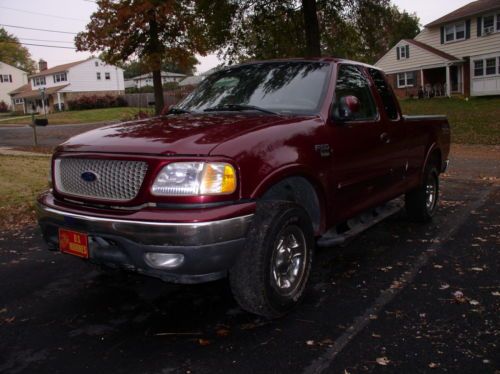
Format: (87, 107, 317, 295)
(123, 87, 193, 108)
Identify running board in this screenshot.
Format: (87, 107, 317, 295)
(317, 200, 403, 248)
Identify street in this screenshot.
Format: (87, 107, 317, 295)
(0, 149, 498, 374)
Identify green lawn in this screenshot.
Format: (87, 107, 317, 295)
(400, 97, 500, 145)
(1, 107, 154, 125)
(0, 155, 50, 230)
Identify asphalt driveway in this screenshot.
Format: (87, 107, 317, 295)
(0, 150, 498, 374)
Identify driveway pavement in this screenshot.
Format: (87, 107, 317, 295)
(0, 150, 498, 374)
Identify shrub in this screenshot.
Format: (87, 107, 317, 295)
(67, 94, 128, 110)
(0, 101, 8, 113)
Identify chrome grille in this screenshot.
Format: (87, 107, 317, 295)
(54, 158, 148, 201)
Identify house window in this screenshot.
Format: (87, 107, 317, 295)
(96, 72, 101, 80)
(14, 98, 24, 105)
(397, 72, 416, 88)
(445, 21, 466, 42)
(398, 45, 409, 59)
(53, 72, 67, 83)
(95, 61, 99, 67)
(474, 60, 484, 76)
(1, 74, 12, 83)
(483, 14, 495, 34)
(497, 14, 500, 31)
(485, 58, 497, 75)
(32, 76, 46, 86)
(105, 72, 111, 80)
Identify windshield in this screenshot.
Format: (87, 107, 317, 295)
(177, 61, 331, 115)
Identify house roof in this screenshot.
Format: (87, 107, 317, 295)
(29, 59, 90, 78)
(132, 71, 187, 80)
(8, 83, 31, 96)
(404, 39, 461, 61)
(10, 84, 69, 99)
(426, 0, 500, 27)
(179, 75, 205, 86)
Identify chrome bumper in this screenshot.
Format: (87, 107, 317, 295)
(36, 202, 254, 283)
(36, 203, 253, 246)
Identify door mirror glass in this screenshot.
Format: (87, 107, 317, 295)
(337, 95, 360, 121)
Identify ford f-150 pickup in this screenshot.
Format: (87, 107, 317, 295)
(37, 58, 450, 318)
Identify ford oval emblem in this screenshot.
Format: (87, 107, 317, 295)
(81, 171, 98, 182)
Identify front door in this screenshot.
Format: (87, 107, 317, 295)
(326, 64, 392, 223)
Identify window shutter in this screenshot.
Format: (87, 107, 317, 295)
(440, 26, 445, 44)
(9, 75, 12, 83)
(397, 47, 400, 60)
(466, 19, 471, 39)
(477, 17, 482, 36)
(406, 45, 410, 58)
(0, 76, 2, 83)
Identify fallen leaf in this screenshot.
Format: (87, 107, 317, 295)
(470, 267, 484, 272)
(439, 284, 450, 290)
(306, 340, 315, 346)
(376, 357, 390, 366)
(216, 328, 230, 337)
(429, 362, 440, 369)
(491, 291, 500, 297)
(433, 264, 443, 269)
(198, 338, 211, 346)
(469, 300, 480, 306)
(372, 333, 381, 338)
(452, 291, 466, 303)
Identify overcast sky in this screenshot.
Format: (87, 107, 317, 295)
(0, 0, 473, 74)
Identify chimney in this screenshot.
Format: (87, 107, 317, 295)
(38, 59, 48, 72)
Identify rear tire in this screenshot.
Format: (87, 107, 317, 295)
(229, 201, 314, 319)
(405, 165, 439, 222)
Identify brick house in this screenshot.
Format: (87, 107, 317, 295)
(10, 57, 124, 113)
(375, 0, 500, 98)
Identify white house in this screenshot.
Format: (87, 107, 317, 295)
(375, 0, 500, 98)
(10, 58, 125, 113)
(0, 61, 28, 110)
(131, 71, 187, 89)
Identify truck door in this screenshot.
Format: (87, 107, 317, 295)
(326, 64, 393, 222)
(367, 68, 410, 198)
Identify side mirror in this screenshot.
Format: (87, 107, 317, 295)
(333, 95, 360, 123)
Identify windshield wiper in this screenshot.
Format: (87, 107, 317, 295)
(167, 106, 191, 114)
(203, 104, 279, 115)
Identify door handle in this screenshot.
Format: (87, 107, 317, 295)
(380, 132, 391, 144)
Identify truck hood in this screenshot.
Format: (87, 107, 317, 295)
(57, 114, 311, 156)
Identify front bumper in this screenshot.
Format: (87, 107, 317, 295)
(36, 197, 254, 284)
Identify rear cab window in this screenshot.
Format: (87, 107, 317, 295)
(368, 68, 400, 120)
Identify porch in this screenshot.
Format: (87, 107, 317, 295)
(10, 85, 68, 114)
(420, 63, 466, 98)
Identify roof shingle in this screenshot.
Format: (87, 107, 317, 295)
(426, 0, 500, 27)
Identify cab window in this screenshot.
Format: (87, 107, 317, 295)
(333, 65, 377, 122)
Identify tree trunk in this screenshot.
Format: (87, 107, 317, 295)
(301, 0, 321, 57)
(148, 14, 165, 115)
(152, 69, 164, 115)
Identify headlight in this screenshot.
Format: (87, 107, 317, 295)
(151, 162, 237, 196)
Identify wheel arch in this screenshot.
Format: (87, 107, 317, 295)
(254, 171, 325, 234)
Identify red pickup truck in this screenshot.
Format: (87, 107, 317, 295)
(37, 58, 450, 318)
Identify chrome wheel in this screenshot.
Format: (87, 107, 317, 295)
(425, 173, 437, 212)
(271, 225, 308, 297)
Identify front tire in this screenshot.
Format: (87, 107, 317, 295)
(405, 165, 439, 222)
(229, 201, 314, 319)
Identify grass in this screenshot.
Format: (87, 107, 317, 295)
(1, 107, 154, 125)
(400, 97, 500, 145)
(0, 155, 50, 230)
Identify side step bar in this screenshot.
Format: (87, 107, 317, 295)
(317, 200, 403, 248)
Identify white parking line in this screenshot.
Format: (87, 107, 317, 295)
(303, 186, 493, 374)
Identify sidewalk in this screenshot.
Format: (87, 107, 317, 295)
(0, 147, 51, 157)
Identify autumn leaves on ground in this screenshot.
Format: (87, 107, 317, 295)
(0, 156, 50, 231)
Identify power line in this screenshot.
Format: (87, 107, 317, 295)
(20, 38, 75, 44)
(0, 6, 88, 22)
(0, 40, 76, 49)
(0, 24, 78, 35)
